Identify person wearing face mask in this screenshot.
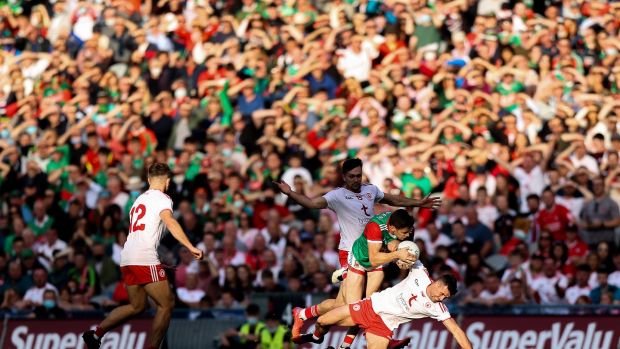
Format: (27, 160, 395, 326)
(33, 289, 66, 319)
(219, 303, 266, 349)
(260, 312, 292, 349)
(23, 268, 58, 308)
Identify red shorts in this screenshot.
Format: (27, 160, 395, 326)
(121, 265, 167, 286)
(349, 298, 393, 340)
(339, 250, 349, 268)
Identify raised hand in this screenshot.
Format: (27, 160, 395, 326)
(273, 180, 292, 195)
(418, 194, 442, 209)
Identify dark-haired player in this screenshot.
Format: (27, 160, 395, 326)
(297, 268, 472, 349)
(293, 209, 417, 344)
(275, 158, 440, 349)
(83, 163, 203, 349)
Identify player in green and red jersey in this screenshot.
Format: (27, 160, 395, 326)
(293, 209, 417, 347)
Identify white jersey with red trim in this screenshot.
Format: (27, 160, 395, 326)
(322, 184, 385, 251)
(370, 261, 451, 330)
(121, 189, 173, 266)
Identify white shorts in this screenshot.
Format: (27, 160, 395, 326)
(347, 252, 383, 275)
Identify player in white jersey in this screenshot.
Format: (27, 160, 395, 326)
(297, 263, 472, 349)
(83, 163, 203, 349)
(274, 158, 440, 349)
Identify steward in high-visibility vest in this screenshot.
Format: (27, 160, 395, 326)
(219, 303, 265, 349)
(240, 320, 266, 345)
(259, 312, 292, 349)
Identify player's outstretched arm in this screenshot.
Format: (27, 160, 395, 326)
(273, 181, 328, 209)
(380, 193, 441, 209)
(160, 210, 204, 260)
(442, 318, 473, 349)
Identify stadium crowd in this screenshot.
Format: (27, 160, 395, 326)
(1, 0, 620, 324)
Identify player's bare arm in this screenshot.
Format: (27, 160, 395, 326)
(273, 180, 328, 209)
(160, 210, 204, 260)
(387, 240, 416, 270)
(442, 318, 473, 349)
(368, 241, 415, 268)
(380, 192, 442, 209)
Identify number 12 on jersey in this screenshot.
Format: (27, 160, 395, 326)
(129, 204, 146, 234)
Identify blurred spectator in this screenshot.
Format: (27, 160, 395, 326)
(590, 269, 620, 305)
(0, 260, 32, 297)
(479, 274, 510, 306)
(67, 252, 96, 299)
(610, 252, 620, 288)
(464, 205, 493, 257)
(530, 257, 568, 304)
(416, 219, 452, 256)
(566, 265, 593, 305)
(23, 267, 58, 307)
(537, 188, 574, 242)
(32, 289, 66, 319)
(507, 279, 534, 305)
(579, 178, 620, 246)
(448, 220, 476, 265)
(177, 273, 205, 309)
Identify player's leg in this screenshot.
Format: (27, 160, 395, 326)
(294, 259, 357, 324)
(343, 267, 365, 303)
(298, 250, 350, 322)
(144, 279, 175, 349)
(295, 303, 356, 344)
(292, 271, 349, 339)
(97, 284, 147, 334)
(339, 268, 366, 349)
(365, 269, 384, 296)
(366, 332, 390, 349)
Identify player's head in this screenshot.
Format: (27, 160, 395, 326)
(341, 158, 363, 192)
(147, 162, 172, 190)
(427, 274, 458, 302)
(388, 209, 415, 240)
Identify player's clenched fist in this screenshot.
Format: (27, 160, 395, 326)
(189, 246, 204, 260)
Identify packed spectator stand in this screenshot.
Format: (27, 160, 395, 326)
(0, 0, 620, 324)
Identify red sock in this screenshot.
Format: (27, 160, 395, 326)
(343, 335, 354, 345)
(94, 326, 105, 338)
(312, 328, 322, 340)
(303, 305, 319, 319)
